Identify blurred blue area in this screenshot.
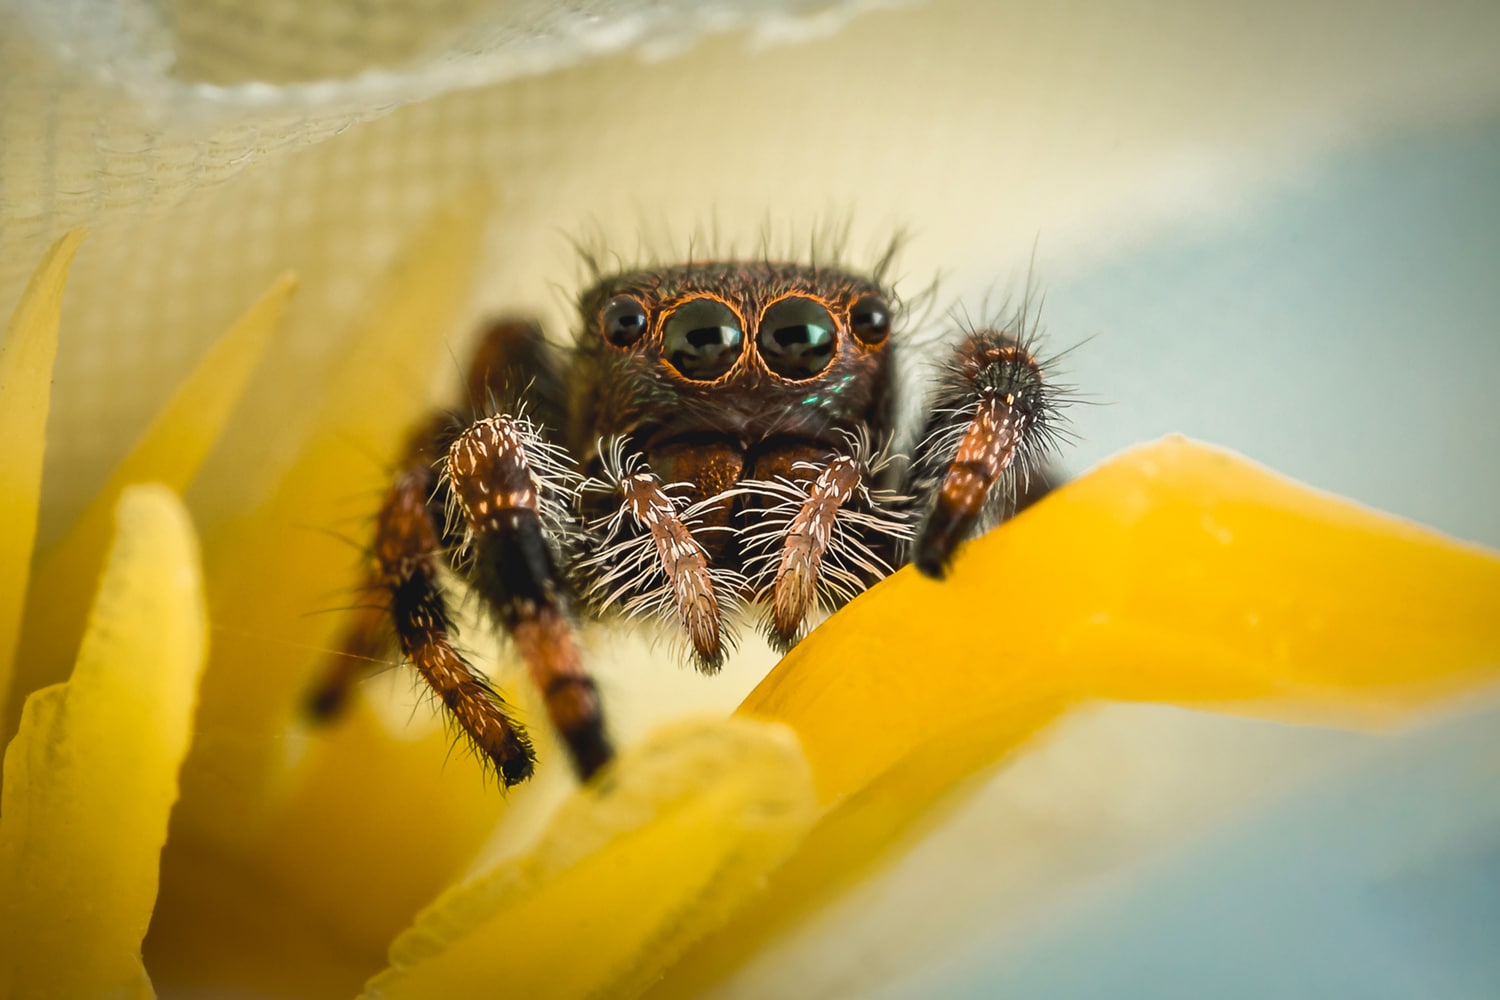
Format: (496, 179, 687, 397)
(1048, 114, 1500, 548)
(893, 698, 1500, 999)
(870, 113, 1500, 1000)
(883, 114, 1500, 999)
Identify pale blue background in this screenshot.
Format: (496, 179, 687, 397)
(889, 113, 1500, 998)
(1048, 114, 1500, 549)
(883, 700, 1500, 1000)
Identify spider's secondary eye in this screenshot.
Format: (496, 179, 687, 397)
(758, 296, 837, 379)
(849, 294, 891, 345)
(601, 295, 649, 347)
(661, 298, 744, 380)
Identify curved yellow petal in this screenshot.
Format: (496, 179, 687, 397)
(647, 436, 1500, 998)
(0, 485, 206, 1000)
(5, 273, 294, 744)
(745, 435, 1500, 803)
(362, 718, 818, 1000)
(0, 228, 86, 719)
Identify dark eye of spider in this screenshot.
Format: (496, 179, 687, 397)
(758, 296, 837, 379)
(849, 294, 891, 345)
(661, 298, 744, 380)
(601, 295, 649, 347)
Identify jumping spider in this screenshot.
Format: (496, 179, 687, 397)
(311, 257, 1069, 785)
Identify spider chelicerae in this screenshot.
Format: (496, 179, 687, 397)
(310, 254, 1070, 786)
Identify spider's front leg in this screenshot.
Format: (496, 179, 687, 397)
(910, 325, 1066, 578)
(445, 415, 612, 781)
(741, 437, 913, 653)
(574, 438, 737, 673)
(312, 319, 605, 784)
(360, 423, 538, 785)
(310, 318, 566, 723)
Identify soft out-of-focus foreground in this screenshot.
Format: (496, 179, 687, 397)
(2, 1, 1498, 998)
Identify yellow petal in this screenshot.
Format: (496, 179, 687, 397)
(0, 228, 86, 719)
(362, 718, 818, 1000)
(173, 189, 493, 852)
(145, 694, 506, 1000)
(248, 695, 510, 960)
(647, 702, 1067, 1000)
(141, 192, 502, 987)
(745, 435, 1500, 803)
(649, 436, 1500, 998)
(0, 485, 206, 1000)
(4, 273, 294, 744)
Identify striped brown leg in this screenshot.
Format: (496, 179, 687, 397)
(575, 439, 732, 674)
(310, 319, 566, 717)
(370, 458, 535, 785)
(308, 318, 568, 787)
(911, 326, 1067, 578)
(447, 416, 611, 781)
(304, 601, 391, 720)
(306, 416, 450, 721)
(741, 438, 912, 653)
(765, 455, 861, 651)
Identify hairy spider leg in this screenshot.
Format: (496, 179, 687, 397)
(620, 470, 726, 670)
(574, 437, 732, 673)
(912, 329, 1061, 578)
(304, 602, 392, 720)
(767, 455, 861, 648)
(308, 320, 567, 721)
(372, 458, 536, 784)
(307, 415, 455, 720)
(738, 437, 913, 652)
(447, 416, 611, 781)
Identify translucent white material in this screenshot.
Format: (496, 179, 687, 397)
(6, 0, 1500, 545)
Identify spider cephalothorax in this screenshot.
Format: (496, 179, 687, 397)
(312, 257, 1069, 786)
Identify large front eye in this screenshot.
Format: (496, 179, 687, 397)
(661, 298, 744, 380)
(601, 295, 649, 347)
(758, 296, 837, 379)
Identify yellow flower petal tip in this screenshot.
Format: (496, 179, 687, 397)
(0, 484, 206, 1000)
(5, 271, 294, 748)
(362, 717, 817, 1000)
(0, 228, 87, 712)
(742, 434, 1500, 803)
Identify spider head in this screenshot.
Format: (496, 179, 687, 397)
(573, 261, 898, 456)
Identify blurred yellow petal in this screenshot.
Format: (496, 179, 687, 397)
(236, 695, 508, 958)
(0, 485, 206, 1000)
(0, 228, 85, 718)
(146, 695, 505, 999)
(145, 190, 503, 990)
(363, 718, 817, 1000)
(5, 273, 295, 744)
(177, 191, 491, 844)
(647, 435, 1500, 998)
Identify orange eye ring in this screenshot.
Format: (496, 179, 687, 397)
(758, 295, 839, 379)
(660, 297, 745, 381)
